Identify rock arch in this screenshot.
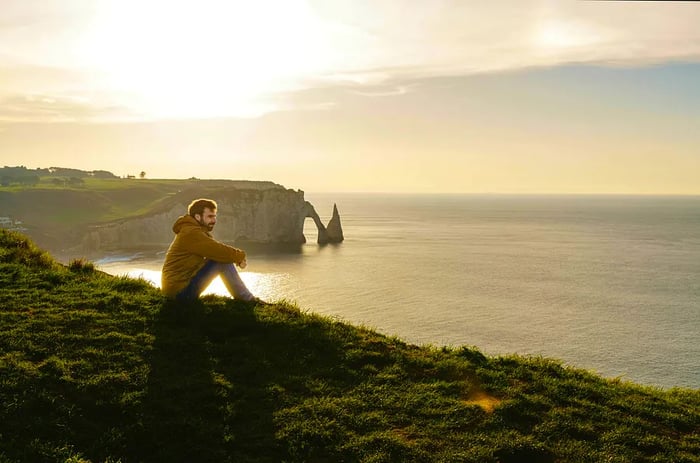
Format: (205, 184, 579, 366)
(304, 202, 344, 244)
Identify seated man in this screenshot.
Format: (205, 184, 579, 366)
(161, 198, 265, 304)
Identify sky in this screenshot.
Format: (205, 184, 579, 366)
(0, 0, 699, 194)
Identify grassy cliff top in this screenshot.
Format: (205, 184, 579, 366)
(0, 229, 698, 463)
(0, 177, 288, 252)
(0, 177, 285, 227)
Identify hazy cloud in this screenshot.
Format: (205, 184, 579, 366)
(1, 0, 699, 121)
(313, 0, 700, 84)
(0, 63, 87, 94)
(0, 93, 137, 123)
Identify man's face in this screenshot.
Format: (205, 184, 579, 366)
(195, 207, 217, 231)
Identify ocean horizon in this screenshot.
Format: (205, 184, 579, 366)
(96, 193, 700, 390)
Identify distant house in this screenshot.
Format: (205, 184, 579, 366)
(0, 217, 26, 231)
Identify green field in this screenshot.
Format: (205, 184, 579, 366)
(0, 177, 227, 225)
(0, 176, 282, 221)
(0, 176, 281, 252)
(0, 229, 698, 462)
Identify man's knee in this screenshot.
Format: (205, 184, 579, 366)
(211, 261, 237, 274)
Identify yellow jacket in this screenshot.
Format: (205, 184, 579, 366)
(161, 215, 246, 297)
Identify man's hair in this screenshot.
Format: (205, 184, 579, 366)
(188, 198, 217, 218)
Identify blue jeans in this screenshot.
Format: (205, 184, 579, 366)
(176, 260, 254, 302)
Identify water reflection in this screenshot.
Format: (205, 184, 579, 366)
(114, 267, 288, 302)
(94, 241, 322, 305)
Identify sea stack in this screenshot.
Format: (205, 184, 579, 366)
(325, 203, 344, 243)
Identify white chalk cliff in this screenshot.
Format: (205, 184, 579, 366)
(81, 187, 343, 251)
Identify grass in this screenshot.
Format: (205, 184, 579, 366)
(0, 228, 698, 462)
(0, 177, 283, 252)
(0, 178, 189, 225)
(0, 177, 280, 226)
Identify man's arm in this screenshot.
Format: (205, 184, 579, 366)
(185, 229, 246, 264)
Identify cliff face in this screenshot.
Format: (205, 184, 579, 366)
(217, 188, 312, 244)
(81, 187, 342, 252)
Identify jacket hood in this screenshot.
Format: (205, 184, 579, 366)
(172, 215, 204, 234)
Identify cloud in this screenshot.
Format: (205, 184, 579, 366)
(1, 0, 700, 122)
(0, 93, 137, 123)
(349, 84, 416, 97)
(312, 1, 700, 83)
(252, 1, 700, 112)
(0, 62, 85, 93)
(0, 62, 146, 123)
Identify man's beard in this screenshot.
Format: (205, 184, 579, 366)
(197, 219, 215, 232)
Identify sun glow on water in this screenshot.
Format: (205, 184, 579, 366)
(123, 268, 284, 301)
(95, 194, 700, 389)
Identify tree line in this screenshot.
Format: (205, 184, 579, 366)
(0, 166, 119, 186)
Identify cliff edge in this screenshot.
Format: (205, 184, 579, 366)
(0, 177, 343, 254)
(82, 186, 344, 251)
(1, 229, 698, 463)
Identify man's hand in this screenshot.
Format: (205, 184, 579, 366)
(239, 259, 247, 269)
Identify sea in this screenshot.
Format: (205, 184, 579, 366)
(95, 193, 700, 390)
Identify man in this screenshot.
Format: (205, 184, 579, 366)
(161, 198, 266, 304)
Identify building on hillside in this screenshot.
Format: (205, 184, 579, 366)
(0, 217, 27, 232)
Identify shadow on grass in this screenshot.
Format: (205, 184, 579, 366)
(135, 297, 349, 463)
(132, 299, 231, 462)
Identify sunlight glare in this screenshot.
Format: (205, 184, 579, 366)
(534, 20, 598, 50)
(81, 0, 334, 118)
(124, 268, 283, 302)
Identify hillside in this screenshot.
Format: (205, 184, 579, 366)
(0, 229, 698, 463)
(0, 175, 286, 254)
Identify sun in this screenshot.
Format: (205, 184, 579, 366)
(534, 20, 598, 50)
(79, 0, 333, 119)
